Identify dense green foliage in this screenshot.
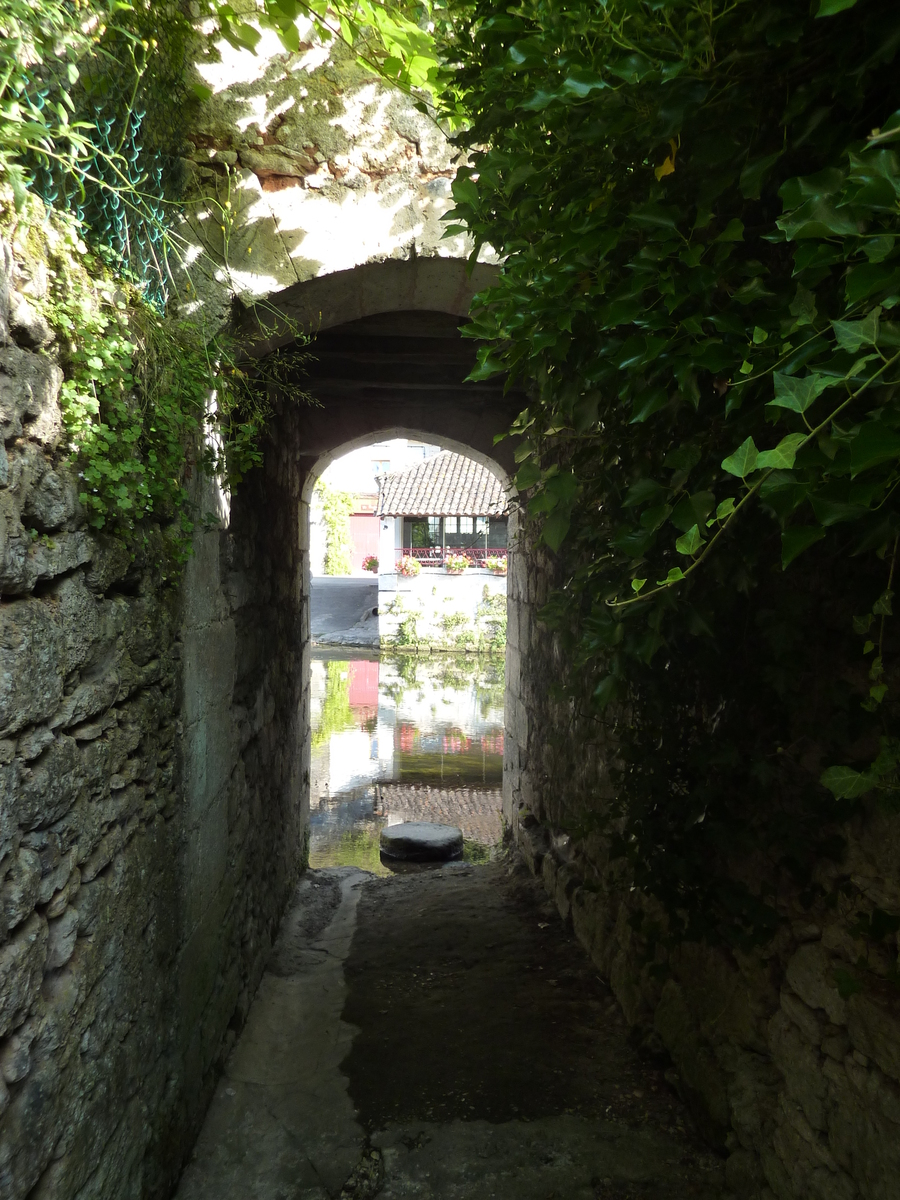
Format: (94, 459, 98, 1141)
(33, 215, 305, 550)
(204, 0, 442, 96)
(0, 1, 315, 554)
(0, 0, 101, 207)
(1, 0, 198, 305)
(439, 0, 900, 945)
(315, 480, 354, 575)
(0, 0, 445, 557)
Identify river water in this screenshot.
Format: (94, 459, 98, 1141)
(309, 651, 505, 873)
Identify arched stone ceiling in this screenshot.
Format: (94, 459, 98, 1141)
(234, 256, 500, 359)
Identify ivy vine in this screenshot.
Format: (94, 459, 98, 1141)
(437, 0, 900, 944)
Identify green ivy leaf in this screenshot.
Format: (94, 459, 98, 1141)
(849, 420, 900, 476)
(721, 437, 759, 477)
(640, 503, 672, 531)
(656, 567, 685, 585)
(630, 387, 669, 423)
(542, 509, 571, 552)
(515, 461, 541, 490)
(675, 524, 704, 556)
(716, 218, 744, 242)
(832, 307, 881, 353)
(593, 675, 620, 708)
(781, 526, 826, 568)
(816, 0, 859, 15)
(545, 470, 578, 505)
(832, 968, 864, 1000)
(528, 490, 558, 515)
(623, 479, 666, 508)
(873, 590, 893, 616)
(768, 372, 833, 413)
(789, 286, 818, 327)
(631, 578, 647, 593)
(740, 153, 782, 200)
(757, 433, 807, 470)
(820, 765, 875, 799)
(560, 68, 607, 99)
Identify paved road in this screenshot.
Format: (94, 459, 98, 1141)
(310, 577, 378, 640)
(176, 858, 726, 1200)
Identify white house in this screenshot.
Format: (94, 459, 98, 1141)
(376, 452, 509, 650)
(309, 438, 441, 575)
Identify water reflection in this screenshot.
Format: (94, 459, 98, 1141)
(309, 652, 504, 873)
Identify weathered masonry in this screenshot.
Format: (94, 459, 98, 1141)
(0, 246, 521, 1199)
(504, 532, 900, 1200)
(3, 18, 900, 1200)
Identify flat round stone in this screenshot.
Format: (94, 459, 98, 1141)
(380, 822, 464, 862)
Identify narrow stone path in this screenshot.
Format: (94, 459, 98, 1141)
(175, 858, 725, 1200)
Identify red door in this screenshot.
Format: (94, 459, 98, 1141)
(349, 513, 380, 572)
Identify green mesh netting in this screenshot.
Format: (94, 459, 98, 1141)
(28, 4, 196, 311)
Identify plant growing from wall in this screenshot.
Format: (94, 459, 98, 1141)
(7, 195, 311, 560)
(1, 1, 319, 563)
(476, 589, 506, 653)
(438, 0, 900, 947)
(315, 480, 354, 575)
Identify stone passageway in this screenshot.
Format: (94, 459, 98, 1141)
(175, 857, 725, 1200)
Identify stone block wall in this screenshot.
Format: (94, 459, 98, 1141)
(378, 569, 507, 651)
(0, 225, 184, 1198)
(503, 523, 900, 1200)
(0, 212, 306, 1196)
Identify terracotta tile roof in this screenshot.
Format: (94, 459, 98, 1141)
(377, 452, 508, 517)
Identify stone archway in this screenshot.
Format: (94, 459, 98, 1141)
(234, 256, 502, 358)
(303, 426, 512, 503)
(174, 259, 526, 1162)
(202, 254, 525, 894)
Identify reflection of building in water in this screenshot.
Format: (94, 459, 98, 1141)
(309, 658, 392, 806)
(308, 653, 506, 857)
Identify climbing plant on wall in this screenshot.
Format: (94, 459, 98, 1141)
(1, 0, 439, 558)
(1, 1, 322, 554)
(203, 0, 443, 97)
(436, 0, 900, 946)
(315, 481, 354, 575)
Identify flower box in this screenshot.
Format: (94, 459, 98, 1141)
(444, 553, 469, 575)
(396, 555, 421, 577)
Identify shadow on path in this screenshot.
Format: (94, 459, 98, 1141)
(175, 857, 725, 1200)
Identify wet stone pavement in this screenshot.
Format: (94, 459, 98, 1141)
(175, 857, 725, 1200)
